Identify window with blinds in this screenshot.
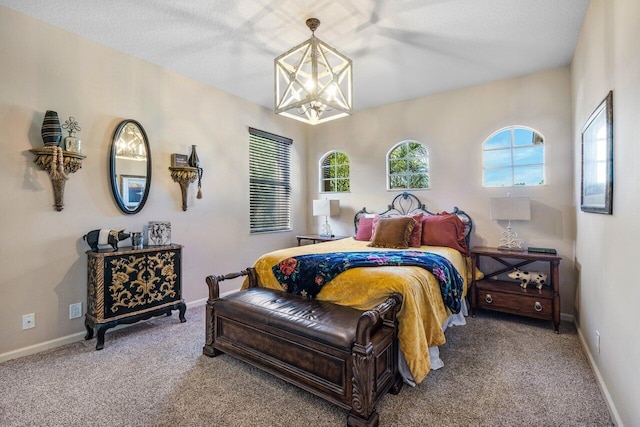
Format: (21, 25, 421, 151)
(249, 128, 292, 233)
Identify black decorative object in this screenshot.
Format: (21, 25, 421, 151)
(188, 145, 203, 199)
(83, 229, 131, 251)
(188, 145, 200, 168)
(41, 110, 62, 147)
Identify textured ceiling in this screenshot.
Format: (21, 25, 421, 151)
(0, 0, 589, 113)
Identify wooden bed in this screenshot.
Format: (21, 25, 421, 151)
(248, 192, 474, 385)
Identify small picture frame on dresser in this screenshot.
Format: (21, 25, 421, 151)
(148, 221, 171, 245)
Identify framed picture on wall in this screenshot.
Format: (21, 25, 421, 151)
(581, 90, 613, 214)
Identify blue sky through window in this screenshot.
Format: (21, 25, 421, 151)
(483, 127, 544, 186)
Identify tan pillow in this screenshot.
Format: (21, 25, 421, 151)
(368, 217, 415, 249)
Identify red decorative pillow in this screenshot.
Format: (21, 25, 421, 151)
(421, 213, 469, 256)
(354, 217, 374, 241)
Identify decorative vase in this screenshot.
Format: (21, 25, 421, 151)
(62, 116, 82, 153)
(188, 145, 200, 168)
(41, 110, 62, 147)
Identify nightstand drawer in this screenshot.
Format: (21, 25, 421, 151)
(476, 284, 552, 320)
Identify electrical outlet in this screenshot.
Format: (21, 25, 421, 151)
(22, 313, 35, 330)
(69, 303, 82, 319)
(595, 331, 601, 353)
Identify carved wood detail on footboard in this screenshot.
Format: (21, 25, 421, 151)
(203, 267, 256, 357)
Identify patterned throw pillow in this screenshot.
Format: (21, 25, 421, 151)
(372, 213, 423, 247)
(368, 217, 415, 249)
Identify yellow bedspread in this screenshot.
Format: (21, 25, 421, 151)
(247, 237, 470, 384)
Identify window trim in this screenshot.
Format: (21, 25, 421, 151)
(319, 150, 351, 193)
(482, 125, 546, 188)
(249, 127, 293, 234)
(386, 140, 430, 191)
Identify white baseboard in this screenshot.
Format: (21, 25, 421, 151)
(0, 331, 87, 364)
(560, 313, 574, 322)
(575, 322, 623, 426)
(0, 298, 212, 364)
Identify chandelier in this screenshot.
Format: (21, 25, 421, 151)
(275, 18, 353, 125)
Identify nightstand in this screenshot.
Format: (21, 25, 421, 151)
(296, 234, 348, 246)
(470, 246, 561, 333)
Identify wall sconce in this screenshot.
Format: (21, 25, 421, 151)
(490, 196, 531, 251)
(168, 145, 203, 211)
(313, 199, 340, 237)
(30, 111, 86, 211)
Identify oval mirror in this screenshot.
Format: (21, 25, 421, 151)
(110, 120, 152, 214)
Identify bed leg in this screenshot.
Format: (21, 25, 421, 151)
(389, 374, 404, 395)
(347, 410, 379, 427)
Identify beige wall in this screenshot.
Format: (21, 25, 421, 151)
(0, 7, 308, 356)
(4, 7, 634, 424)
(572, 0, 640, 425)
(308, 67, 576, 317)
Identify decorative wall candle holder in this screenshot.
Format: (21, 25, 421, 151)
(169, 166, 199, 211)
(29, 146, 86, 211)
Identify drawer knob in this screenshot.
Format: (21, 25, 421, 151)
(485, 294, 493, 304)
(534, 301, 543, 312)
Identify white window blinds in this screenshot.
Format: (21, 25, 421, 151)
(249, 128, 292, 233)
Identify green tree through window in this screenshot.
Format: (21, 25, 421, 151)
(320, 151, 350, 192)
(388, 141, 429, 190)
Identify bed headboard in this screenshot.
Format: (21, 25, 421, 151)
(354, 192, 473, 247)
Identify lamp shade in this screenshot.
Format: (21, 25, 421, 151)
(490, 197, 531, 221)
(313, 199, 340, 217)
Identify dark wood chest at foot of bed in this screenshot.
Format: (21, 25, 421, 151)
(204, 269, 403, 427)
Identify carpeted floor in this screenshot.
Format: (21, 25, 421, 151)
(0, 305, 613, 426)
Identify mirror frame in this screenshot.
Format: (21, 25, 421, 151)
(109, 119, 152, 214)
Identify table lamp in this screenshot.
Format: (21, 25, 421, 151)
(490, 196, 531, 251)
(313, 199, 340, 237)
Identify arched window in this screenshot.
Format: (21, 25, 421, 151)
(320, 151, 350, 192)
(387, 141, 429, 190)
(482, 126, 545, 187)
